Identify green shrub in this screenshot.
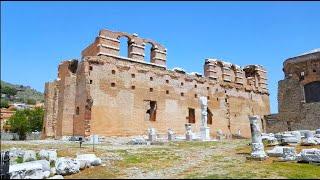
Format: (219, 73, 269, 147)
(0, 99, 9, 108)
(26, 99, 36, 105)
(16, 157, 23, 164)
(8, 107, 44, 140)
(1, 85, 18, 96)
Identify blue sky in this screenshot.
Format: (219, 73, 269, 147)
(1, 2, 320, 113)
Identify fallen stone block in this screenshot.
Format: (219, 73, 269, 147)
(127, 137, 147, 145)
(262, 134, 279, 146)
(290, 131, 302, 143)
(280, 134, 299, 145)
(55, 157, 80, 175)
(267, 146, 289, 157)
(43, 170, 51, 178)
(76, 154, 102, 166)
(301, 138, 318, 146)
(9, 148, 25, 158)
(39, 149, 57, 163)
(32, 160, 51, 172)
(23, 150, 36, 162)
(50, 167, 56, 176)
(77, 159, 91, 170)
(279, 147, 297, 161)
(48, 175, 64, 179)
(9, 161, 44, 179)
(298, 148, 320, 163)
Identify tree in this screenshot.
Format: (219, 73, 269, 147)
(28, 107, 44, 132)
(8, 107, 44, 140)
(8, 110, 30, 140)
(26, 98, 36, 105)
(1, 86, 18, 96)
(0, 99, 9, 108)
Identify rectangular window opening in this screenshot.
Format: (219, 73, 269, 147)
(188, 108, 195, 124)
(76, 107, 80, 115)
(207, 108, 213, 125)
(145, 100, 157, 121)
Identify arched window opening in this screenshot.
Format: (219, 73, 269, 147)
(304, 81, 320, 103)
(144, 42, 153, 62)
(119, 36, 129, 58)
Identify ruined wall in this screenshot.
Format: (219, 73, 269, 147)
(44, 29, 270, 139)
(73, 55, 269, 138)
(42, 81, 58, 138)
(265, 51, 320, 133)
(82, 29, 167, 67)
(54, 60, 78, 138)
(73, 61, 92, 137)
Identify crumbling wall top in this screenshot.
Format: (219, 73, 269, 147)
(284, 50, 320, 67)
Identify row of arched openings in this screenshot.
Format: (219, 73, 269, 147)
(118, 36, 154, 62)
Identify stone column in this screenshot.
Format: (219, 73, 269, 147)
(148, 128, 157, 142)
(168, 129, 175, 141)
(185, 124, 193, 141)
(248, 115, 267, 160)
(199, 96, 210, 141)
(216, 129, 224, 140)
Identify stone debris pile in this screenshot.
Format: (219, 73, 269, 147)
(8, 148, 103, 179)
(262, 129, 320, 146)
(248, 116, 319, 165)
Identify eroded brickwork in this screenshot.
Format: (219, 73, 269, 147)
(42, 29, 270, 139)
(265, 51, 320, 133)
(42, 81, 58, 138)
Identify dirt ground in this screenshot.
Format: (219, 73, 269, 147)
(2, 138, 320, 179)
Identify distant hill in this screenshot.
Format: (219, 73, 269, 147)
(1, 80, 44, 105)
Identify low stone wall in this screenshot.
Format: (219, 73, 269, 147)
(1, 132, 41, 141)
(1, 133, 19, 140)
(26, 132, 41, 140)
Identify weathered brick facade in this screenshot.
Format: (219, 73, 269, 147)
(265, 50, 320, 133)
(42, 29, 270, 139)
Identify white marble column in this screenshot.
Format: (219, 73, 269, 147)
(199, 96, 210, 141)
(248, 115, 267, 160)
